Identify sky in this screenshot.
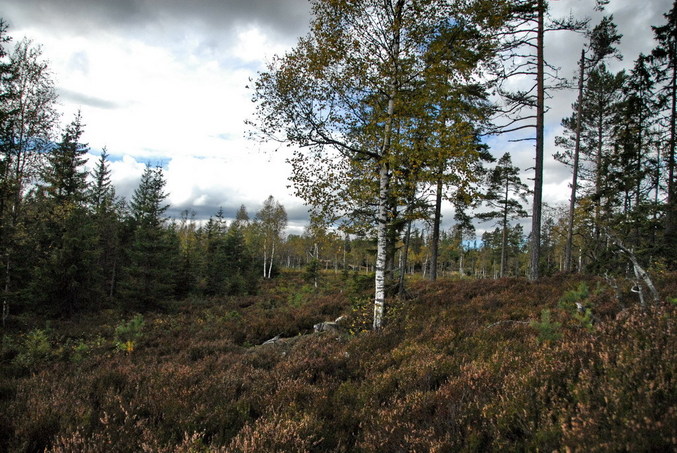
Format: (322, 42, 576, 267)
(2, 0, 674, 236)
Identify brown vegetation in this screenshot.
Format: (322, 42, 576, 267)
(1, 272, 675, 452)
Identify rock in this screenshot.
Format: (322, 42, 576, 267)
(262, 335, 281, 345)
(314, 321, 338, 333)
(314, 315, 347, 333)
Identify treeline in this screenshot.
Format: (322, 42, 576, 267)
(0, 106, 264, 321)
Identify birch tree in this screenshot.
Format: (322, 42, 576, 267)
(256, 195, 287, 279)
(250, 0, 500, 329)
(0, 35, 58, 324)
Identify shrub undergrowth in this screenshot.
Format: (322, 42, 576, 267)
(0, 272, 674, 452)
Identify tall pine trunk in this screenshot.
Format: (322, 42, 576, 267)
(565, 49, 585, 272)
(500, 177, 509, 278)
(530, 0, 545, 281)
(429, 178, 443, 281)
(666, 48, 677, 261)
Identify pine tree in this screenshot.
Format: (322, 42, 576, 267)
(476, 152, 530, 277)
(650, 0, 677, 265)
(493, 0, 587, 280)
(555, 15, 622, 272)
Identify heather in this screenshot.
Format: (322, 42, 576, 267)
(1, 272, 675, 452)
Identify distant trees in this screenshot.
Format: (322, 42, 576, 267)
(199, 207, 258, 296)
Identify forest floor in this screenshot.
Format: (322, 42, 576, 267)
(1, 271, 675, 452)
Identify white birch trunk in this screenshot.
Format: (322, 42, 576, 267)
(374, 161, 389, 330)
(372, 0, 402, 330)
(268, 242, 275, 279)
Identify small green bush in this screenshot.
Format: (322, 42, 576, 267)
(287, 284, 313, 308)
(70, 340, 90, 363)
(531, 309, 561, 343)
(114, 315, 144, 353)
(558, 282, 596, 330)
(13, 329, 52, 368)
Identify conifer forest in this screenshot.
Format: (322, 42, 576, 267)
(0, 1, 675, 451)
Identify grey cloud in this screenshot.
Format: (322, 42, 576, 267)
(167, 204, 238, 222)
(4, 0, 310, 41)
(166, 203, 310, 227)
(285, 205, 311, 222)
(58, 88, 122, 110)
(167, 190, 309, 223)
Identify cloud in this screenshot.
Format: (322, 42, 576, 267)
(100, 154, 148, 202)
(161, 151, 307, 221)
(58, 88, 122, 110)
(3, 0, 310, 41)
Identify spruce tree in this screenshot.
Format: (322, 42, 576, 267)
(225, 220, 257, 295)
(32, 113, 97, 315)
(89, 149, 123, 301)
(120, 165, 177, 309)
(609, 55, 662, 257)
(203, 209, 229, 296)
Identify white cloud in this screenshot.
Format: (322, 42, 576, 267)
(231, 26, 289, 63)
(17, 20, 306, 221)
